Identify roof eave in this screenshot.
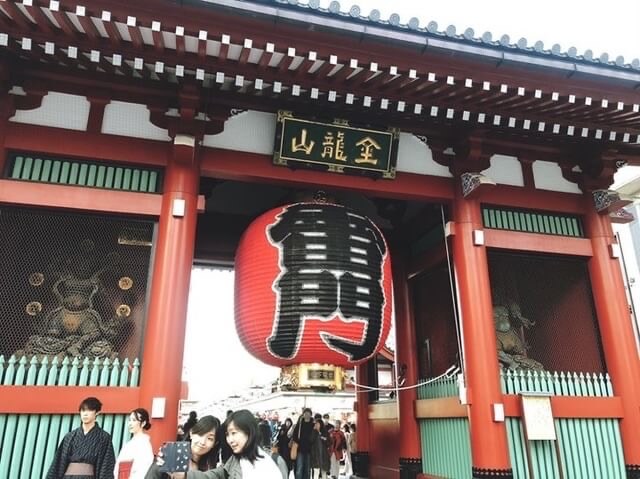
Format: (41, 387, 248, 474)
(201, 0, 640, 84)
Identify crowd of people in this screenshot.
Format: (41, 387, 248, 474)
(44, 397, 356, 479)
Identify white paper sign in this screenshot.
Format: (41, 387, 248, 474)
(521, 394, 556, 440)
(151, 397, 166, 419)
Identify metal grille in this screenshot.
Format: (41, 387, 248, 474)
(488, 251, 604, 373)
(482, 205, 585, 237)
(6, 153, 162, 193)
(0, 206, 155, 362)
(412, 264, 459, 378)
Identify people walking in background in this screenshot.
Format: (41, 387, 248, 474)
(270, 441, 290, 479)
(310, 419, 329, 479)
(182, 411, 198, 442)
(348, 423, 356, 455)
(276, 417, 293, 473)
(46, 396, 116, 479)
(258, 414, 273, 449)
(328, 421, 346, 479)
(291, 408, 314, 479)
(144, 415, 221, 478)
(341, 423, 352, 478)
(114, 408, 154, 479)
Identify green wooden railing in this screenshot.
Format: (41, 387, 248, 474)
(418, 376, 472, 479)
(501, 369, 612, 396)
(417, 375, 459, 399)
(0, 355, 139, 387)
(482, 206, 585, 237)
(501, 370, 625, 479)
(417, 372, 625, 479)
(8, 154, 161, 193)
(0, 355, 140, 479)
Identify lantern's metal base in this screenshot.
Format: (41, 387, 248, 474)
(278, 363, 344, 391)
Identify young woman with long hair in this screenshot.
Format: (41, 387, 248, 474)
(144, 415, 221, 478)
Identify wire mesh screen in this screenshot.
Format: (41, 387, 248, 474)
(0, 206, 155, 362)
(488, 251, 605, 374)
(411, 263, 459, 378)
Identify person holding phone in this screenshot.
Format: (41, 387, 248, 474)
(114, 408, 154, 479)
(46, 396, 116, 479)
(170, 409, 281, 479)
(144, 415, 221, 478)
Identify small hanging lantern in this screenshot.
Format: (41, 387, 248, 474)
(235, 201, 393, 370)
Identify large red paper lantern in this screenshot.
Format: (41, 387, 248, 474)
(235, 202, 393, 367)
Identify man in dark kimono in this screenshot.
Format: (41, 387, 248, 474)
(46, 396, 116, 479)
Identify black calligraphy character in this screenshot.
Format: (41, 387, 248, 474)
(267, 203, 387, 362)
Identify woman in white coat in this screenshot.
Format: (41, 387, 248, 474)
(115, 408, 154, 479)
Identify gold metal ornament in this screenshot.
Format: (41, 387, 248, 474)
(29, 272, 45, 286)
(26, 301, 43, 316)
(116, 304, 131, 317)
(118, 276, 134, 290)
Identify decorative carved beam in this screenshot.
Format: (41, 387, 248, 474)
(461, 172, 496, 199)
(593, 190, 633, 214)
(609, 208, 635, 224)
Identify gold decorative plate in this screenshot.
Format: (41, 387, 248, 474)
(26, 301, 43, 316)
(118, 276, 133, 290)
(29, 272, 45, 286)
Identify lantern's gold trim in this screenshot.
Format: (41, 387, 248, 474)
(279, 363, 344, 391)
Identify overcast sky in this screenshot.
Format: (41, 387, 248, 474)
(183, 0, 639, 401)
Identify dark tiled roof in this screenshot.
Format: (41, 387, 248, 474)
(265, 0, 640, 72)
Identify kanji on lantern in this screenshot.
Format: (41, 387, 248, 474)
(235, 202, 393, 367)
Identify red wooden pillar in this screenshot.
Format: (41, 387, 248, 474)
(584, 200, 640, 477)
(353, 362, 370, 477)
(139, 134, 200, 451)
(393, 249, 422, 479)
(451, 192, 512, 479)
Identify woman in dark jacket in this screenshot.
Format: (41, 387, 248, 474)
(276, 418, 293, 473)
(309, 419, 329, 479)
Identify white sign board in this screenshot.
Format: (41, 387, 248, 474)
(521, 393, 556, 441)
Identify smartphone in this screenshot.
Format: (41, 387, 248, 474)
(159, 441, 191, 473)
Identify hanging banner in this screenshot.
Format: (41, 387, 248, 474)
(274, 110, 399, 179)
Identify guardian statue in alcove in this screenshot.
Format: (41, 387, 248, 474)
(493, 303, 544, 371)
(17, 239, 124, 360)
